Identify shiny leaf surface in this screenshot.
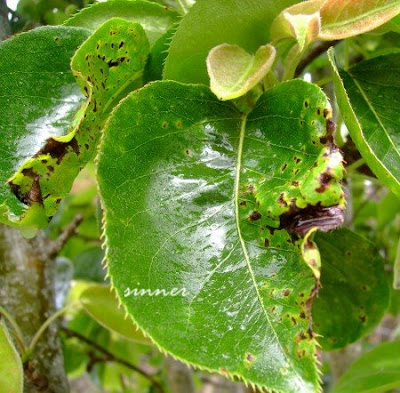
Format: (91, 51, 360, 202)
(0, 320, 23, 393)
(332, 340, 400, 393)
(163, 0, 297, 84)
(0, 26, 90, 230)
(64, 0, 179, 45)
(207, 44, 276, 101)
(7, 19, 150, 227)
(329, 49, 400, 196)
(98, 79, 345, 391)
(313, 229, 389, 350)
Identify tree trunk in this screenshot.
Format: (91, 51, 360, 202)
(0, 226, 69, 392)
(0, 0, 10, 41)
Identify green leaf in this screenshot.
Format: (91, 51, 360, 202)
(319, 0, 400, 40)
(313, 228, 389, 350)
(144, 27, 176, 83)
(332, 340, 400, 393)
(0, 320, 23, 393)
(206, 44, 276, 101)
(64, 0, 179, 45)
(394, 237, 400, 289)
(163, 0, 298, 84)
(328, 49, 400, 196)
(98, 79, 345, 391)
(0, 26, 91, 230)
(80, 284, 151, 345)
(7, 19, 150, 228)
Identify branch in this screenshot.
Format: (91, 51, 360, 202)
(61, 326, 164, 393)
(47, 214, 83, 258)
(295, 40, 341, 77)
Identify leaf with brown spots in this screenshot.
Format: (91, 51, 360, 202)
(5, 19, 149, 230)
(98, 79, 346, 392)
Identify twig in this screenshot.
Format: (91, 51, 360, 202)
(47, 214, 83, 258)
(0, 306, 26, 354)
(26, 302, 80, 359)
(61, 326, 164, 393)
(295, 40, 341, 77)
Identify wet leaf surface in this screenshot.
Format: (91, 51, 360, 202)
(6, 19, 149, 228)
(97, 79, 345, 392)
(0, 26, 90, 229)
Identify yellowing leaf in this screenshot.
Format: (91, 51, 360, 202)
(319, 0, 400, 40)
(207, 44, 276, 100)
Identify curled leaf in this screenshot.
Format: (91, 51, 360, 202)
(271, 0, 324, 51)
(7, 19, 150, 226)
(207, 44, 276, 100)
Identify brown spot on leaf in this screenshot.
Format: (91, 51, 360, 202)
(248, 211, 262, 221)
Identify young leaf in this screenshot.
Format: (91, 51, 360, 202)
(319, 0, 400, 40)
(80, 284, 151, 345)
(164, 0, 298, 84)
(206, 44, 276, 101)
(0, 320, 23, 393)
(8, 19, 150, 226)
(0, 26, 90, 230)
(270, 0, 324, 51)
(64, 0, 179, 45)
(328, 49, 400, 196)
(313, 229, 389, 350)
(332, 340, 400, 393)
(98, 79, 345, 392)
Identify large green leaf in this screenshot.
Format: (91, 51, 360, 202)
(332, 340, 400, 393)
(163, 0, 297, 84)
(0, 320, 23, 393)
(313, 229, 389, 350)
(64, 0, 179, 45)
(0, 26, 90, 230)
(6, 19, 149, 230)
(329, 49, 400, 196)
(80, 284, 151, 344)
(97, 79, 345, 391)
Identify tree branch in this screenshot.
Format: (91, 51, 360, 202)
(47, 214, 83, 258)
(61, 326, 164, 393)
(295, 40, 341, 77)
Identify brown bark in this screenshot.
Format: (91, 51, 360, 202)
(0, 226, 69, 392)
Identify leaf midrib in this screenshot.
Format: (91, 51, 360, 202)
(322, 1, 400, 31)
(351, 76, 400, 160)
